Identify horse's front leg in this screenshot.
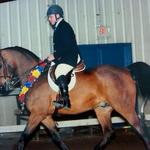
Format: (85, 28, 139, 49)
(17, 126, 30, 150)
(17, 113, 44, 150)
(42, 116, 69, 150)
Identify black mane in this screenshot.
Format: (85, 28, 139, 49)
(4, 46, 40, 62)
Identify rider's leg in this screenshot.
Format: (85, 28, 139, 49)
(56, 75, 71, 108)
(54, 64, 73, 109)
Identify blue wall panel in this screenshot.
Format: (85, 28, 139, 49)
(79, 43, 132, 70)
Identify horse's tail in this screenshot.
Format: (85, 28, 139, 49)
(127, 75, 141, 115)
(127, 62, 150, 139)
(127, 62, 150, 112)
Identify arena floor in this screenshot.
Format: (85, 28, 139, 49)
(0, 126, 147, 150)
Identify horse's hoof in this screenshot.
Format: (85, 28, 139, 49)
(93, 143, 100, 150)
(59, 142, 69, 150)
(62, 144, 69, 150)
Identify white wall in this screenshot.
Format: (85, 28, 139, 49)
(0, 0, 52, 59)
(0, 0, 150, 63)
(0, 0, 150, 125)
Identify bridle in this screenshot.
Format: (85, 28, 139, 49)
(0, 53, 19, 93)
(0, 53, 51, 94)
(0, 52, 34, 92)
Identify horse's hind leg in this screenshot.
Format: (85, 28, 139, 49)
(17, 113, 44, 150)
(122, 110, 150, 150)
(42, 116, 69, 150)
(94, 105, 113, 150)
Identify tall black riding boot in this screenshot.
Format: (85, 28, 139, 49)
(53, 75, 71, 109)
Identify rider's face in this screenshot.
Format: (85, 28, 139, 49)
(48, 14, 59, 26)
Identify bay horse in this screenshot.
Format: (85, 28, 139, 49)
(0, 47, 149, 150)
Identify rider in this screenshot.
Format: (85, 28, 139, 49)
(47, 4, 81, 109)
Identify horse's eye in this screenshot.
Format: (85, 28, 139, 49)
(0, 64, 2, 69)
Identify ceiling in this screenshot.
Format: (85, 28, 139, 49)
(0, 0, 15, 3)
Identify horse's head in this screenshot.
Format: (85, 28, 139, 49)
(0, 47, 42, 95)
(0, 52, 15, 95)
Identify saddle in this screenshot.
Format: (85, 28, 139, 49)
(48, 60, 86, 92)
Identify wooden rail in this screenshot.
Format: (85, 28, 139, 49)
(0, 115, 150, 133)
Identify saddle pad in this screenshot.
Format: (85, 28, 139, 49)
(47, 69, 76, 92)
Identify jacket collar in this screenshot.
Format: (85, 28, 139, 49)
(55, 18, 63, 29)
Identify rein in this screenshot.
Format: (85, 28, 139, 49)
(10, 61, 44, 87)
(12, 59, 51, 87)
(14, 58, 51, 82)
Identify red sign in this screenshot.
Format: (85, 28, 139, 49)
(99, 25, 108, 35)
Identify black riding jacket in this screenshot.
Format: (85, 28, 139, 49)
(53, 19, 80, 67)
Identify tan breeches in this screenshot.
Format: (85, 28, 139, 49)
(55, 64, 73, 79)
(55, 55, 81, 79)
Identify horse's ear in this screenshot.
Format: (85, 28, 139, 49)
(1, 51, 16, 66)
(1, 51, 11, 59)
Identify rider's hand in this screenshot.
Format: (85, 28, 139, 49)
(47, 54, 55, 61)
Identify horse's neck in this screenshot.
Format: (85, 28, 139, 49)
(5, 51, 38, 84)
(16, 59, 39, 83)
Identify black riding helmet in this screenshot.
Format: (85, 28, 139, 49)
(47, 4, 64, 17)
